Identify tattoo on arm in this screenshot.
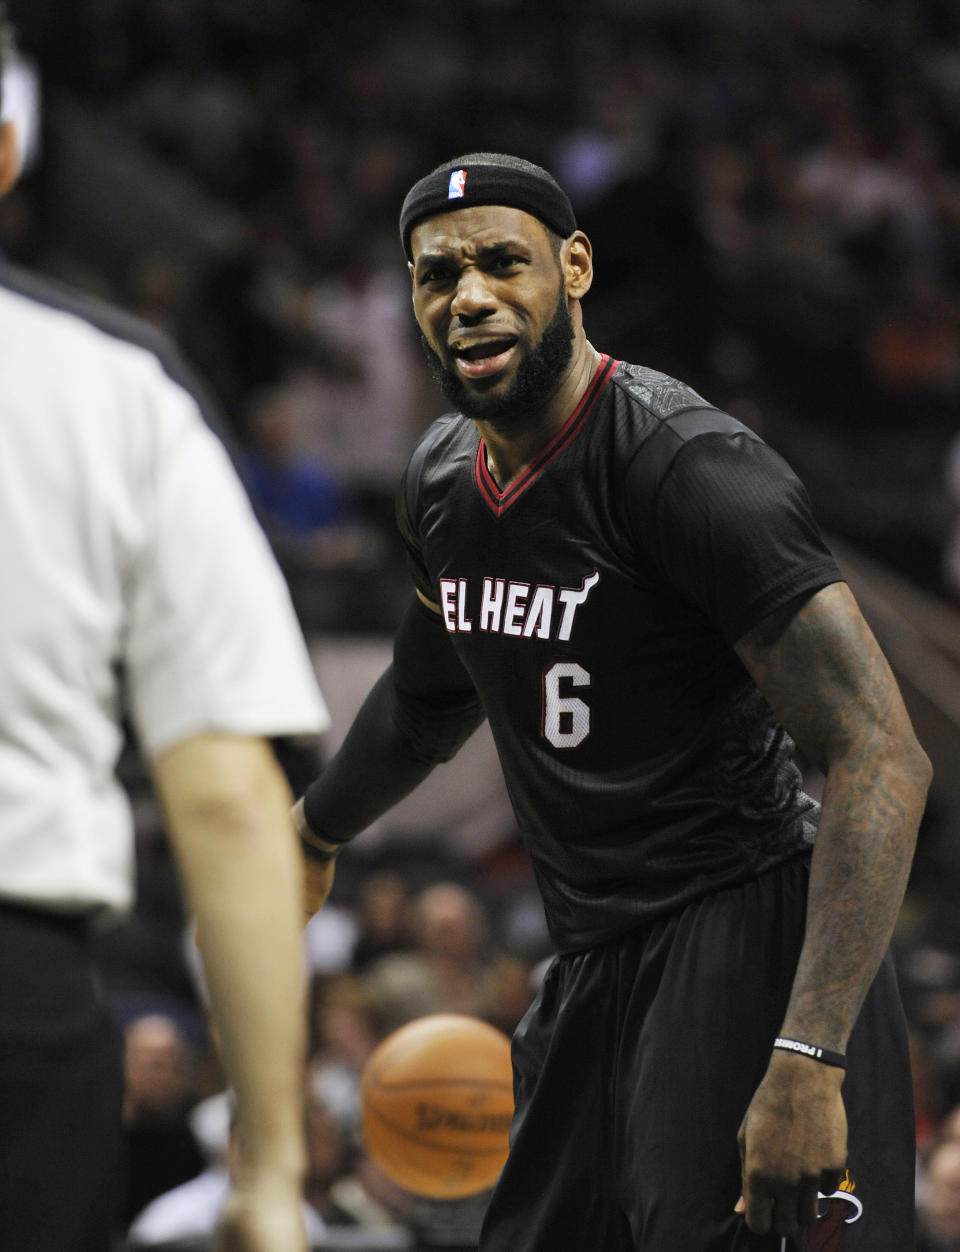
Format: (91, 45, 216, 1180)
(735, 582, 931, 1048)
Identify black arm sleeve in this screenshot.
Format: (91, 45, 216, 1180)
(301, 596, 485, 844)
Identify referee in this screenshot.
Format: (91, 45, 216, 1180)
(0, 12, 327, 1251)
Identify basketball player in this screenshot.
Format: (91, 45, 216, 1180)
(295, 152, 931, 1250)
(0, 12, 325, 1251)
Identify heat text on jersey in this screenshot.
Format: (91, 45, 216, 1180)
(438, 571, 600, 642)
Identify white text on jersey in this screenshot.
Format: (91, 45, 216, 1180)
(438, 571, 600, 642)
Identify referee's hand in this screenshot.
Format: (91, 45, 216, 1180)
(215, 1174, 308, 1252)
(735, 1048, 847, 1237)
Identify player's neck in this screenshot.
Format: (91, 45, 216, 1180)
(479, 340, 602, 491)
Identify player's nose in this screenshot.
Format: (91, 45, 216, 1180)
(450, 267, 497, 320)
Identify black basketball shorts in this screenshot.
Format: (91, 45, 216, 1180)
(480, 855, 914, 1252)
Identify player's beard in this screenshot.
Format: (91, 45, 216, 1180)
(419, 286, 575, 431)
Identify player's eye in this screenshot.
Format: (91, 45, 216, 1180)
(420, 265, 455, 286)
(490, 254, 523, 271)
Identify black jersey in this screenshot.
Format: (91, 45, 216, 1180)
(397, 356, 842, 952)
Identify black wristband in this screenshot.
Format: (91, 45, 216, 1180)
(773, 1036, 846, 1069)
(293, 797, 346, 864)
(301, 836, 340, 865)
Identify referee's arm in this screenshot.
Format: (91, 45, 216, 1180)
(152, 732, 309, 1252)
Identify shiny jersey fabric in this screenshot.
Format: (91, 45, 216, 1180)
(397, 357, 842, 952)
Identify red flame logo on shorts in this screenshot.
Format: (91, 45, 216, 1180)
(802, 1174, 862, 1251)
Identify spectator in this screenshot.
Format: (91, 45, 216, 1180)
(864, 274, 960, 400)
(363, 883, 495, 1030)
(303, 1078, 365, 1230)
(312, 974, 385, 1081)
(348, 872, 414, 973)
(941, 431, 960, 602)
(128, 1091, 329, 1249)
(241, 378, 370, 572)
(918, 1136, 960, 1251)
(122, 1012, 207, 1226)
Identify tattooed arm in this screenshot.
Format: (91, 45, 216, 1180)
(732, 580, 931, 1238)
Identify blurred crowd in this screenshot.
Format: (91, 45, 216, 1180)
(100, 753, 549, 1248)
(5, 0, 960, 1247)
(97, 778, 960, 1252)
(5, 0, 960, 608)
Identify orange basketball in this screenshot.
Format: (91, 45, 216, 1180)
(360, 1013, 514, 1199)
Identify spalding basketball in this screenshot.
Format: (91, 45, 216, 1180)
(361, 1013, 514, 1199)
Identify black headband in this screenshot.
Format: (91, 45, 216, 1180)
(399, 162, 577, 260)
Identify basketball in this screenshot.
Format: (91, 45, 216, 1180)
(360, 1013, 514, 1199)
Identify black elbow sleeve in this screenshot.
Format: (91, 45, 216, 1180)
(392, 596, 485, 763)
(301, 598, 484, 844)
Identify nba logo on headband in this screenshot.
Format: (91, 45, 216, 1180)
(448, 169, 467, 200)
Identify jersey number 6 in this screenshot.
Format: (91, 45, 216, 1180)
(542, 662, 591, 749)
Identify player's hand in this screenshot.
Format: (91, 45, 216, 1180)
(735, 1049, 847, 1237)
(303, 854, 336, 920)
(291, 796, 338, 919)
(214, 1175, 308, 1252)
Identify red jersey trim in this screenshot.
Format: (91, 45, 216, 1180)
(475, 354, 619, 516)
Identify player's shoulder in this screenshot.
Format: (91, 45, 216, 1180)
(613, 359, 714, 419)
(611, 360, 749, 438)
(610, 359, 765, 484)
(410, 409, 475, 462)
(399, 410, 475, 519)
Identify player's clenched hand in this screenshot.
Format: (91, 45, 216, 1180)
(214, 1176, 308, 1252)
(736, 1049, 847, 1237)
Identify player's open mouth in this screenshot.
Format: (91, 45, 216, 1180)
(452, 337, 518, 380)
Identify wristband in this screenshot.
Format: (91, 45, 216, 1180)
(301, 839, 339, 864)
(773, 1036, 846, 1069)
(292, 798, 344, 864)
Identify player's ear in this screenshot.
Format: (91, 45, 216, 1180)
(562, 231, 593, 300)
(0, 121, 21, 198)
